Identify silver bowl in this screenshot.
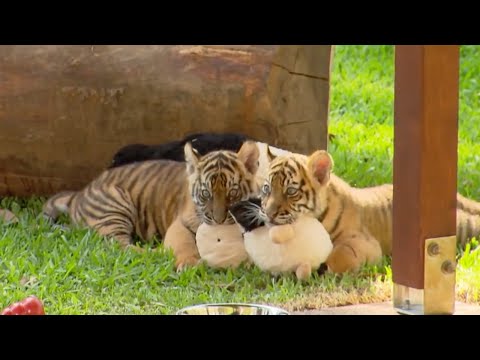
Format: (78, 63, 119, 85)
(176, 303, 289, 315)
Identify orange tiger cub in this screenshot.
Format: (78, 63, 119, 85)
(261, 148, 480, 274)
(42, 141, 261, 271)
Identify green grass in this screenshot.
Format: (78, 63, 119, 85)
(1, 45, 479, 314)
(0, 197, 392, 314)
(457, 239, 480, 304)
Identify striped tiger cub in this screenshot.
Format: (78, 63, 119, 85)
(261, 148, 480, 274)
(42, 140, 261, 271)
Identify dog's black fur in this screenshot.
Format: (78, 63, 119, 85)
(109, 132, 255, 168)
(228, 197, 265, 233)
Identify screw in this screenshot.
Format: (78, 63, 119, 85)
(428, 242, 440, 256)
(441, 260, 455, 274)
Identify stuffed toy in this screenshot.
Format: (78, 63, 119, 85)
(228, 198, 333, 280)
(195, 223, 250, 269)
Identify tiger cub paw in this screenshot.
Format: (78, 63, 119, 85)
(326, 244, 362, 274)
(175, 256, 201, 273)
(269, 224, 295, 244)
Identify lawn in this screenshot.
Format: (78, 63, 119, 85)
(1, 45, 479, 315)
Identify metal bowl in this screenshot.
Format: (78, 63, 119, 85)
(176, 303, 289, 315)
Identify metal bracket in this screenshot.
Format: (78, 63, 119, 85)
(393, 235, 457, 315)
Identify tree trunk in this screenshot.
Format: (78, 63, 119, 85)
(0, 45, 332, 196)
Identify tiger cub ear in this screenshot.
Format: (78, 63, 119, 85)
(237, 141, 260, 175)
(307, 150, 334, 186)
(266, 145, 277, 162)
(184, 142, 200, 175)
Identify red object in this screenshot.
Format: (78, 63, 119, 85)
(1, 296, 45, 315)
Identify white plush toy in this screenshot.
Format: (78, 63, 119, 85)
(195, 198, 334, 280)
(229, 198, 333, 280)
(195, 223, 250, 269)
(251, 219, 332, 280)
(193, 143, 294, 270)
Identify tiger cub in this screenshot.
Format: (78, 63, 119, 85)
(43, 141, 261, 271)
(261, 148, 480, 274)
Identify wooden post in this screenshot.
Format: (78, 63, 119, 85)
(392, 45, 460, 315)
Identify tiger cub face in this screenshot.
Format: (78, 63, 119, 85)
(184, 140, 260, 225)
(260, 148, 334, 225)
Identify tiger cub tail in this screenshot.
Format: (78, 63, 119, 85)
(42, 191, 76, 223)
